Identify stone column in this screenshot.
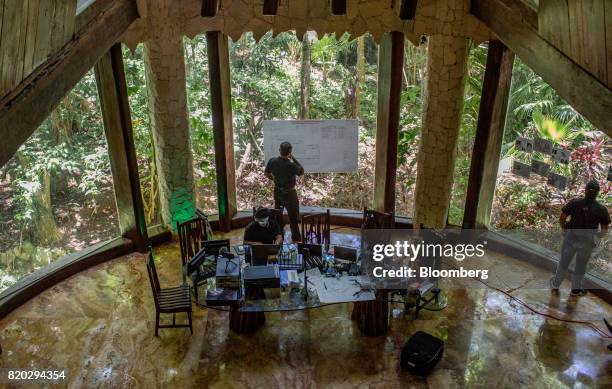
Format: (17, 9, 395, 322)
(143, 3, 195, 229)
(413, 35, 469, 228)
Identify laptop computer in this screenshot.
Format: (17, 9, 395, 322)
(298, 243, 323, 257)
(250, 244, 281, 266)
(202, 239, 231, 258)
(298, 243, 324, 269)
(333, 246, 357, 262)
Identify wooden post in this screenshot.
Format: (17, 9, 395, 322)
(95, 44, 148, 251)
(373, 31, 404, 214)
(207, 31, 237, 232)
(463, 40, 515, 229)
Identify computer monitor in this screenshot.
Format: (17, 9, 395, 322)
(202, 239, 231, 258)
(333, 245, 357, 262)
(186, 248, 208, 275)
(250, 244, 281, 266)
(298, 243, 323, 257)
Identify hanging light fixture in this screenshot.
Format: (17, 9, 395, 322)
(202, 0, 220, 17)
(263, 0, 279, 15)
(398, 0, 418, 20)
(330, 0, 347, 15)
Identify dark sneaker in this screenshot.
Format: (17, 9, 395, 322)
(570, 289, 587, 296)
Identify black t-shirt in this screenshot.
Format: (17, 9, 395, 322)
(562, 198, 610, 229)
(265, 157, 303, 189)
(243, 219, 282, 244)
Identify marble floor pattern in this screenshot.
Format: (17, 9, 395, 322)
(0, 227, 611, 388)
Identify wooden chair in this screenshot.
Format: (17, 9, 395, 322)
(146, 248, 193, 336)
(361, 208, 395, 231)
(196, 209, 215, 240)
(360, 208, 395, 253)
(301, 209, 331, 248)
(177, 216, 210, 270)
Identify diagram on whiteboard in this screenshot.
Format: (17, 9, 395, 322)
(263, 120, 359, 173)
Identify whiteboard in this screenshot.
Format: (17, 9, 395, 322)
(263, 120, 359, 173)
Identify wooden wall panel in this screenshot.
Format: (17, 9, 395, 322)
(538, 0, 570, 54)
(23, 0, 40, 77)
(568, 0, 607, 85)
(0, 0, 29, 96)
(61, 0, 77, 46)
(50, 0, 68, 53)
(0, 0, 76, 99)
(579, 0, 607, 83)
(567, 0, 583, 72)
(0, 0, 139, 167)
(539, 0, 610, 88)
(34, 0, 56, 69)
(472, 0, 612, 136)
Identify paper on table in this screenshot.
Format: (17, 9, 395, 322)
(304, 268, 374, 304)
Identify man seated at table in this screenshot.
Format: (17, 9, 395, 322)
(244, 207, 283, 245)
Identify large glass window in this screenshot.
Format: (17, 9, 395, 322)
(123, 44, 164, 225)
(229, 31, 378, 212)
(230, 31, 298, 210)
(395, 41, 427, 217)
(0, 70, 121, 292)
(184, 36, 218, 215)
(393, 41, 487, 222)
(448, 42, 488, 225)
(490, 57, 611, 284)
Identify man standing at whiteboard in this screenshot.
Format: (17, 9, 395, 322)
(265, 141, 304, 242)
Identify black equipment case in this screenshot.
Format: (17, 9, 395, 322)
(400, 331, 444, 375)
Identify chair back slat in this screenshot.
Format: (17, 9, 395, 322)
(301, 209, 331, 247)
(360, 208, 394, 254)
(146, 249, 161, 309)
(177, 217, 209, 266)
(361, 208, 394, 231)
(196, 210, 215, 240)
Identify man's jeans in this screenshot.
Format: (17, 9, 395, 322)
(551, 236, 594, 290)
(274, 188, 301, 242)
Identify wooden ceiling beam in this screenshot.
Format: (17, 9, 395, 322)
(471, 0, 612, 137)
(75, 0, 115, 32)
(0, 0, 138, 168)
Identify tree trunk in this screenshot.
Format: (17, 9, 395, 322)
(33, 170, 61, 246)
(32, 169, 61, 245)
(15, 152, 61, 245)
(300, 32, 312, 120)
(355, 35, 365, 119)
(236, 142, 252, 180)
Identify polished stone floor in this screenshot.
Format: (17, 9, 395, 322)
(0, 227, 611, 388)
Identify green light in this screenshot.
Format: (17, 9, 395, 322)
(169, 187, 196, 231)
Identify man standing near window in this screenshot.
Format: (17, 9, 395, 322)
(551, 180, 610, 296)
(265, 142, 304, 242)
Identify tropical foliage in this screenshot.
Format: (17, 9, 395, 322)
(0, 32, 610, 291)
